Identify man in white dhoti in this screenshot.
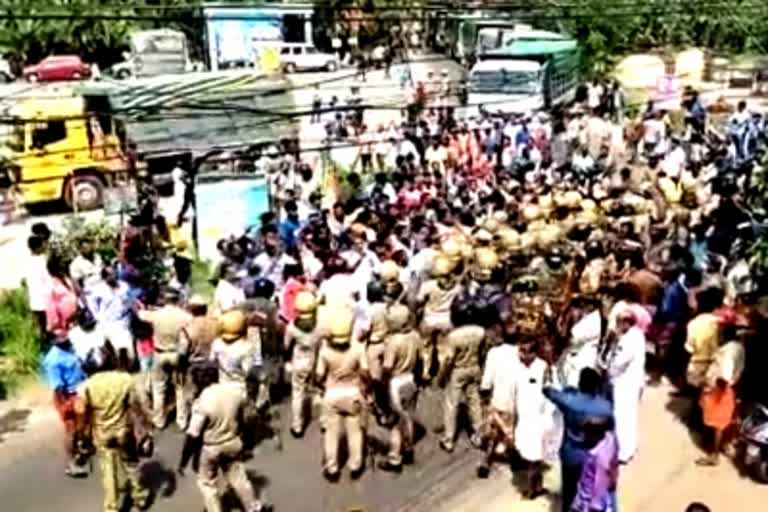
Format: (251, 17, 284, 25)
(603, 310, 646, 464)
(511, 336, 550, 498)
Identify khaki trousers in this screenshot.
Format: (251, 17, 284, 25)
(198, 438, 260, 512)
(151, 352, 186, 429)
(442, 368, 483, 448)
(98, 445, 148, 512)
(323, 387, 367, 474)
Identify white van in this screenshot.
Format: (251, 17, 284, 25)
(280, 45, 338, 73)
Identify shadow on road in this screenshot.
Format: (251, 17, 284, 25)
(140, 460, 178, 499)
(0, 408, 31, 443)
(664, 394, 706, 449)
(220, 470, 270, 511)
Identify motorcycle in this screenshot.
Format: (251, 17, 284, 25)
(740, 403, 768, 483)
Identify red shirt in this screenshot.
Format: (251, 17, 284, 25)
(280, 278, 305, 323)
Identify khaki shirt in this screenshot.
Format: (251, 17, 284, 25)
(187, 382, 245, 446)
(442, 325, 485, 375)
(180, 316, 221, 362)
(315, 342, 368, 390)
(418, 279, 461, 319)
(383, 330, 422, 376)
(285, 322, 321, 372)
(366, 302, 390, 344)
(78, 370, 137, 446)
(139, 305, 193, 352)
(210, 337, 256, 386)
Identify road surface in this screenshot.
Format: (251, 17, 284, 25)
(0, 386, 479, 512)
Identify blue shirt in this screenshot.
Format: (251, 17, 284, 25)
(42, 344, 86, 394)
(656, 278, 689, 324)
(544, 387, 613, 467)
(279, 218, 302, 250)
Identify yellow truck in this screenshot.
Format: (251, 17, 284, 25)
(0, 94, 132, 210)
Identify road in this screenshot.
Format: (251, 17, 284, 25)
(3, 380, 768, 512)
(438, 383, 768, 512)
(0, 386, 480, 512)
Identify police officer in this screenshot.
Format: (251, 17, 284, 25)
(284, 290, 322, 437)
(459, 247, 508, 334)
(179, 365, 272, 512)
(379, 304, 422, 472)
(437, 302, 486, 453)
(360, 281, 395, 426)
(178, 294, 221, 429)
(414, 255, 463, 381)
(314, 308, 369, 480)
(138, 287, 193, 430)
(74, 346, 152, 512)
(378, 259, 406, 303)
(210, 310, 256, 389)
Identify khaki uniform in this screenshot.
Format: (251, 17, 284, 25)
(284, 322, 322, 432)
(187, 382, 262, 512)
(78, 371, 148, 512)
(416, 279, 461, 378)
(139, 305, 193, 429)
(438, 325, 485, 449)
(382, 329, 422, 465)
(315, 342, 369, 474)
(179, 315, 221, 426)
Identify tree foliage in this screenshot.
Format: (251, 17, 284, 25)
(537, 0, 768, 76)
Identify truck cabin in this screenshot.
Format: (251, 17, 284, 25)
(469, 59, 544, 97)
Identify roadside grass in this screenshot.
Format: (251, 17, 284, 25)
(0, 288, 40, 399)
(190, 259, 215, 299)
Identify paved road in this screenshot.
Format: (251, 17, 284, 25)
(0, 388, 479, 512)
(439, 383, 768, 512)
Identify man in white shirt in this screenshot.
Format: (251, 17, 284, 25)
(69, 239, 103, 288)
(25, 235, 51, 339)
(213, 265, 246, 315)
(478, 335, 519, 477)
(510, 336, 550, 499)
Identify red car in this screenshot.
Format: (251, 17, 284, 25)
(23, 55, 91, 82)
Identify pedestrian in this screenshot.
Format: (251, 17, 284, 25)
(69, 238, 104, 289)
(42, 335, 88, 477)
(178, 364, 272, 512)
(284, 290, 322, 437)
(311, 84, 322, 124)
(437, 302, 486, 453)
(378, 304, 422, 472)
(25, 234, 51, 342)
(314, 308, 368, 480)
(73, 345, 152, 512)
(570, 417, 619, 512)
(137, 287, 193, 429)
(602, 309, 646, 464)
(45, 254, 79, 339)
(544, 368, 613, 512)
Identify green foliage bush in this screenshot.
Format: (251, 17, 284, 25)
(0, 288, 40, 398)
(48, 216, 118, 268)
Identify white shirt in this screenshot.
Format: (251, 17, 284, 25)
(513, 357, 549, 462)
(68, 325, 106, 363)
(607, 326, 646, 390)
(25, 253, 51, 311)
(213, 280, 245, 313)
(481, 344, 520, 412)
(69, 254, 103, 287)
(252, 252, 297, 289)
(661, 146, 686, 178)
(318, 273, 358, 308)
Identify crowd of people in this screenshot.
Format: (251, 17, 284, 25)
(29, 75, 768, 512)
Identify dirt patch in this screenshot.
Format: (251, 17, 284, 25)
(0, 408, 30, 443)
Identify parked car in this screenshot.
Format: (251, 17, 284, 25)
(23, 55, 91, 82)
(280, 45, 338, 73)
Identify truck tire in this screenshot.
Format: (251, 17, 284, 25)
(325, 61, 337, 72)
(116, 69, 132, 80)
(26, 73, 38, 83)
(65, 175, 104, 211)
(284, 63, 296, 73)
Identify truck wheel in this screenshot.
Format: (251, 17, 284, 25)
(66, 175, 104, 211)
(284, 63, 296, 73)
(116, 69, 131, 80)
(325, 61, 337, 72)
(26, 73, 38, 83)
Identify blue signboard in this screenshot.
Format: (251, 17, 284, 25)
(205, 7, 285, 69)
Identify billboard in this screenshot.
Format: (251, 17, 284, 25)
(204, 6, 312, 70)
